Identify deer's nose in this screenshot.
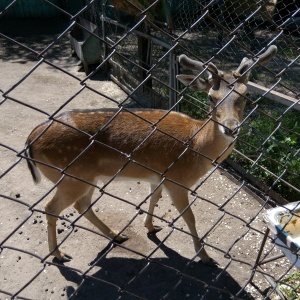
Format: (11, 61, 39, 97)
(222, 119, 240, 137)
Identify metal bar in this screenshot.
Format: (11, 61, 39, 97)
(100, 15, 172, 49)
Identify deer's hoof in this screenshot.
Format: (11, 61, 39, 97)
(54, 252, 73, 263)
(201, 257, 219, 266)
(61, 253, 73, 262)
(147, 225, 163, 234)
(115, 234, 129, 244)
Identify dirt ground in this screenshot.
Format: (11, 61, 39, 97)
(0, 19, 295, 300)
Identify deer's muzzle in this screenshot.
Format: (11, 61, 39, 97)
(221, 119, 240, 137)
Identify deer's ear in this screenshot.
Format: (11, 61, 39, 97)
(177, 75, 211, 92)
(233, 45, 278, 84)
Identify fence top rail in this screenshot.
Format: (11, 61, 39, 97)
(247, 81, 300, 111)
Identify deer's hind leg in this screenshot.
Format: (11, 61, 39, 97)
(73, 182, 128, 244)
(44, 178, 92, 262)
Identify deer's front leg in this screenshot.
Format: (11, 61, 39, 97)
(144, 184, 163, 233)
(165, 183, 213, 264)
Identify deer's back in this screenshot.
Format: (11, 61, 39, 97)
(27, 109, 207, 185)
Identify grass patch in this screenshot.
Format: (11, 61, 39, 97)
(277, 271, 300, 299)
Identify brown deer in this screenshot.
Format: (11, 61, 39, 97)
(24, 45, 277, 264)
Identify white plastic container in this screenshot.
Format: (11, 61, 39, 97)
(264, 201, 300, 269)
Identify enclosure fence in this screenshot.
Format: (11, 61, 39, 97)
(0, 0, 300, 299)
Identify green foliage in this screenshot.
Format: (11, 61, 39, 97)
(277, 271, 300, 299)
(179, 91, 209, 120)
(234, 99, 300, 201)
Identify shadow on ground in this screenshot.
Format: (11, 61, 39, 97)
(55, 234, 254, 300)
(0, 18, 72, 61)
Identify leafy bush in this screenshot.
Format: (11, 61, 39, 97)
(236, 98, 300, 201)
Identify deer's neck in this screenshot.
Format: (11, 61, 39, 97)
(192, 119, 236, 163)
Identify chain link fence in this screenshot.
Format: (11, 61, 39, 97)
(0, 0, 300, 299)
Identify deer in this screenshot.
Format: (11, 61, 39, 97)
(24, 45, 277, 264)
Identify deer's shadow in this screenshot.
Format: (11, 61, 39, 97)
(55, 234, 254, 300)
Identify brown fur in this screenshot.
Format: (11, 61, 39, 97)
(27, 109, 228, 186)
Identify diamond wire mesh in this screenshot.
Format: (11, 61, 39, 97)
(0, 0, 299, 299)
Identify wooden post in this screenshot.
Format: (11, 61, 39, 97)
(247, 81, 300, 111)
(138, 24, 153, 107)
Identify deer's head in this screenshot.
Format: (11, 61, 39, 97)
(177, 45, 277, 138)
